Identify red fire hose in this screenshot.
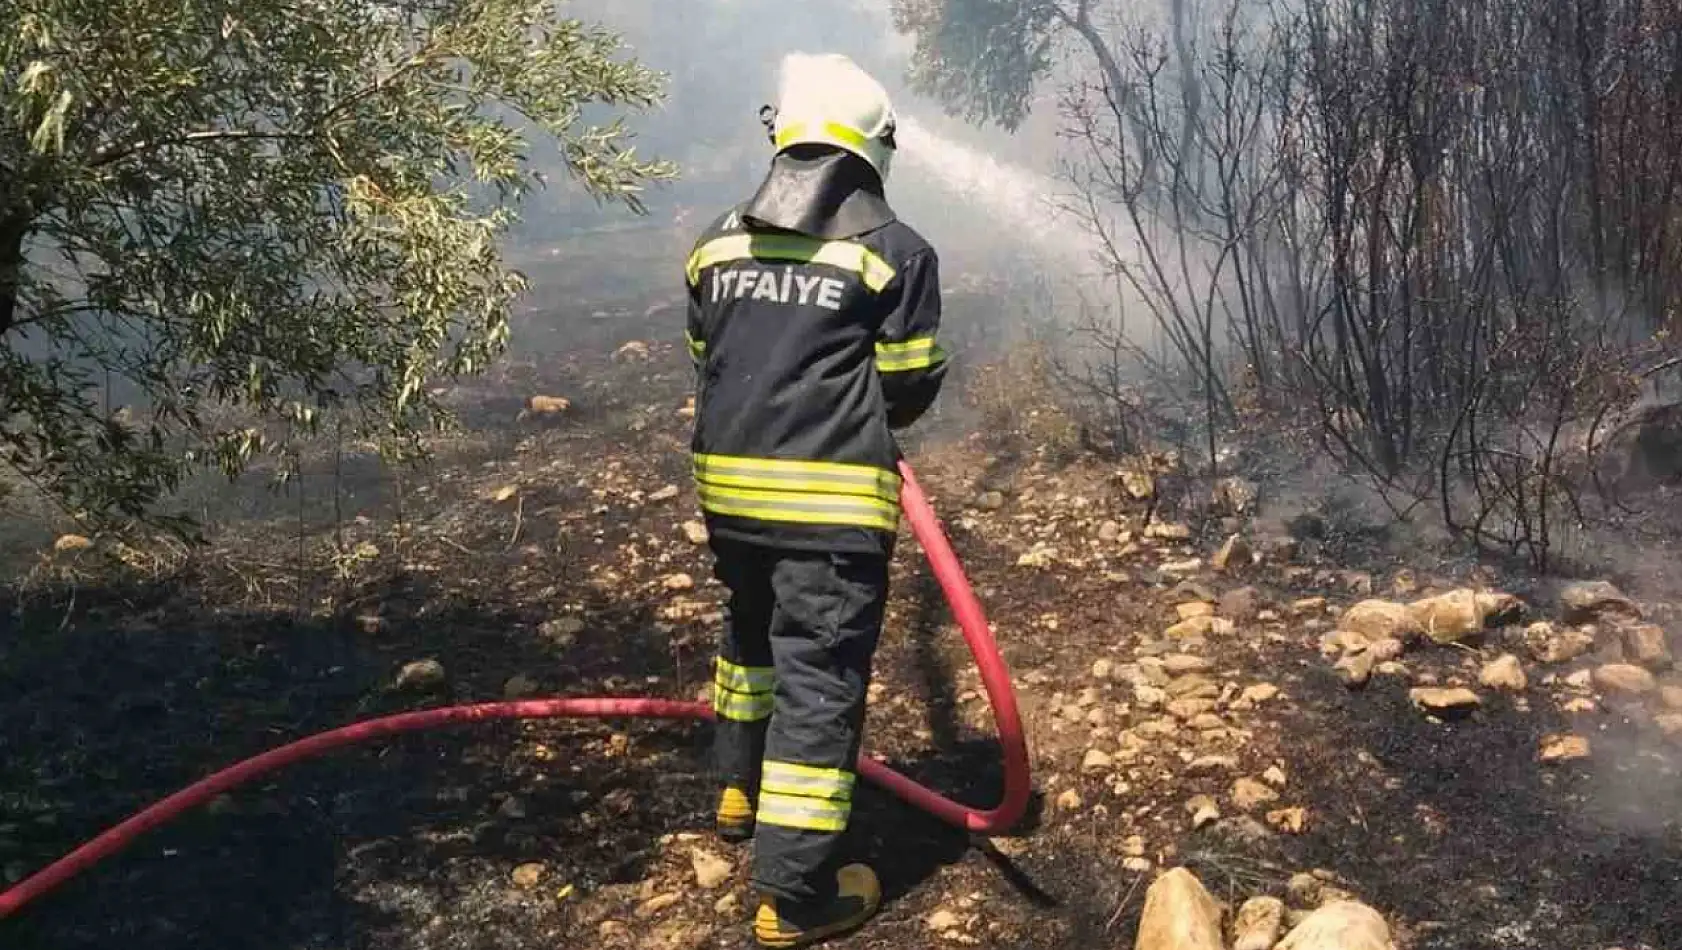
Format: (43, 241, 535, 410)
(0, 460, 1030, 922)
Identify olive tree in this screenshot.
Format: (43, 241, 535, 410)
(1, 0, 673, 530)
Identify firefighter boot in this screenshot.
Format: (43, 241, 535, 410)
(716, 785, 756, 843)
(752, 864, 881, 948)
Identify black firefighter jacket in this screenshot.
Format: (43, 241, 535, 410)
(683, 207, 948, 556)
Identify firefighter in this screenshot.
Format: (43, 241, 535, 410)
(681, 52, 948, 948)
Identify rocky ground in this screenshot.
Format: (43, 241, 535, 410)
(2, 301, 1680, 950)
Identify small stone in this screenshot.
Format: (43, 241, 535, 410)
(637, 892, 682, 917)
(1056, 788, 1084, 811)
(543, 616, 587, 643)
(1367, 637, 1405, 662)
(1659, 685, 1682, 710)
(1233, 896, 1286, 950)
(1188, 754, 1240, 773)
(1565, 669, 1594, 689)
(1212, 534, 1253, 572)
(1164, 654, 1211, 674)
(1099, 520, 1123, 542)
(715, 892, 741, 915)
(681, 521, 710, 545)
(1092, 658, 1115, 681)
(1524, 622, 1596, 664)
(1232, 777, 1280, 811)
(649, 484, 680, 502)
(503, 674, 540, 699)
(1239, 683, 1279, 704)
(1275, 900, 1391, 950)
(1267, 807, 1308, 833)
(1134, 867, 1224, 950)
(1539, 734, 1591, 762)
(1168, 698, 1218, 719)
(1560, 581, 1641, 625)
(1189, 799, 1221, 829)
(691, 848, 733, 890)
(598, 920, 629, 938)
(1145, 521, 1193, 541)
(1479, 655, 1528, 692)
(663, 573, 696, 591)
(1335, 651, 1375, 688)
(1560, 697, 1598, 713)
(1594, 663, 1657, 695)
(511, 862, 547, 888)
(1291, 597, 1327, 616)
(1262, 765, 1288, 787)
(1621, 624, 1674, 670)
(1409, 687, 1481, 717)
(1321, 630, 1371, 656)
(1339, 600, 1425, 642)
(527, 394, 571, 414)
(1656, 713, 1682, 738)
(1120, 834, 1148, 857)
(1166, 616, 1219, 639)
(1176, 601, 1216, 620)
(1083, 748, 1114, 772)
(925, 909, 962, 933)
(1286, 872, 1323, 908)
(395, 658, 446, 691)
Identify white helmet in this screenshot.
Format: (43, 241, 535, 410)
(762, 53, 898, 181)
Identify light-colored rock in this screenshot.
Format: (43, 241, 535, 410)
(1539, 734, 1591, 763)
(975, 490, 1006, 511)
(1239, 683, 1279, 704)
(1145, 521, 1193, 541)
(1340, 600, 1425, 642)
(1409, 589, 1491, 643)
(1367, 637, 1406, 661)
(1659, 685, 1682, 710)
(1092, 658, 1115, 681)
(691, 848, 733, 890)
(681, 520, 709, 545)
(1275, 901, 1392, 950)
(925, 908, 962, 933)
(1166, 616, 1219, 639)
(1056, 788, 1084, 811)
(1524, 622, 1596, 664)
(1219, 586, 1261, 621)
(1335, 651, 1375, 688)
(1099, 520, 1124, 542)
(1594, 663, 1657, 695)
(1656, 713, 1682, 738)
(1409, 687, 1481, 716)
(511, 862, 547, 888)
(395, 658, 446, 691)
(663, 573, 696, 591)
(1214, 477, 1259, 514)
(1560, 581, 1641, 625)
(637, 892, 682, 917)
(1232, 896, 1285, 950)
(1267, 806, 1308, 833)
(1133, 867, 1224, 950)
(1620, 624, 1674, 670)
(1212, 534, 1253, 572)
(1479, 655, 1528, 691)
(1291, 596, 1328, 616)
(527, 394, 571, 414)
(1083, 748, 1115, 772)
(1232, 777, 1280, 811)
(1176, 601, 1216, 621)
(1285, 872, 1323, 908)
(1185, 794, 1221, 829)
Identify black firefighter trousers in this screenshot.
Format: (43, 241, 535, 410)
(709, 538, 890, 904)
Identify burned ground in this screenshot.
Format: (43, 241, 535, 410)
(2, 298, 1680, 950)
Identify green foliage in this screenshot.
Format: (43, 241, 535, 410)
(891, 0, 1061, 131)
(0, 0, 674, 531)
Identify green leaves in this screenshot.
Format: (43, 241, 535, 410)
(891, 0, 1062, 131)
(0, 0, 676, 532)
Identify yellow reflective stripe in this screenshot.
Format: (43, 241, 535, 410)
(684, 233, 896, 292)
(715, 657, 774, 694)
(757, 792, 850, 833)
(776, 120, 871, 155)
(875, 336, 946, 372)
(762, 762, 855, 802)
(696, 484, 898, 531)
(714, 686, 774, 722)
(693, 453, 900, 503)
(685, 330, 705, 360)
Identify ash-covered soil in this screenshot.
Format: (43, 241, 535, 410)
(2, 303, 1679, 950)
